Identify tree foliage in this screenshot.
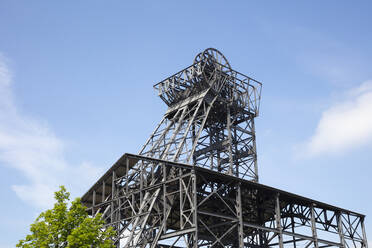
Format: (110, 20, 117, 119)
(17, 186, 115, 248)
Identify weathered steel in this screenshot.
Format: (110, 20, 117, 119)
(82, 153, 367, 247)
(143, 48, 262, 181)
(81, 48, 367, 247)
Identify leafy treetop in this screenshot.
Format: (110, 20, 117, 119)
(17, 186, 115, 248)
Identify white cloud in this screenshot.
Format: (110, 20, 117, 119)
(303, 80, 372, 156)
(0, 55, 103, 209)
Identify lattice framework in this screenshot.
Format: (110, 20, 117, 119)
(81, 48, 368, 248)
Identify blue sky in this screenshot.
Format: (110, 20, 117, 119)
(1, 1, 372, 246)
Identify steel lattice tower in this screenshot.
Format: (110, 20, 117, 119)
(140, 48, 261, 181)
(82, 48, 368, 248)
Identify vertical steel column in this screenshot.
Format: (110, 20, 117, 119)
(227, 104, 234, 176)
(275, 193, 284, 248)
(236, 183, 244, 248)
(291, 214, 297, 248)
(179, 169, 183, 228)
(192, 169, 198, 247)
(140, 161, 143, 203)
(125, 157, 129, 193)
(209, 131, 213, 171)
(92, 190, 96, 216)
(111, 171, 115, 223)
(162, 163, 167, 233)
(102, 181, 105, 203)
(257, 201, 266, 247)
(337, 212, 345, 247)
(111, 170, 117, 247)
(233, 127, 239, 178)
(310, 204, 319, 248)
(251, 118, 258, 182)
(361, 216, 369, 248)
(150, 163, 170, 248)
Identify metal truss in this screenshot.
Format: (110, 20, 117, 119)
(82, 153, 368, 247)
(141, 48, 262, 181)
(81, 48, 367, 247)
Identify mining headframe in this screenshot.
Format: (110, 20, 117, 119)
(82, 48, 368, 248)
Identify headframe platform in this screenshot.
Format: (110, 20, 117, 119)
(82, 48, 367, 248)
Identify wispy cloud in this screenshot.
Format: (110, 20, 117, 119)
(0, 55, 103, 209)
(302, 80, 372, 156)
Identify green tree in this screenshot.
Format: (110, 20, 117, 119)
(17, 186, 115, 248)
